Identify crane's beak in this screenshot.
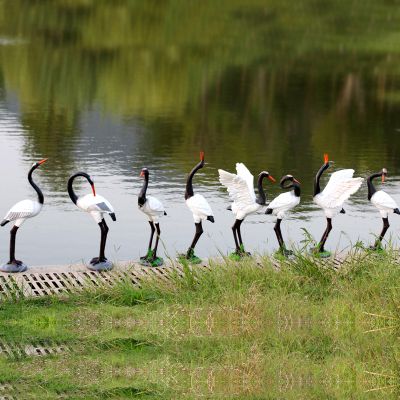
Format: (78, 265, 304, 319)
(382, 174, 385, 183)
(268, 175, 276, 183)
(140, 171, 144, 177)
(294, 178, 301, 184)
(91, 183, 96, 197)
(324, 153, 329, 164)
(200, 151, 205, 161)
(38, 158, 48, 165)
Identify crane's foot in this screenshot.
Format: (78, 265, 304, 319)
(369, 244, 384, 253)
(0, 260, 28, 273)
(177, 249, 202, 265)
(229, 246, 251, 261)
(280, 248, 294, 257)
(90, 257, 109, 265)
(147, 256, 164, 267)
(87, 258, 113, 271)
(139, 250, 163, 267)
(140, 250, 154, 265)
(310, 247, 331, 258)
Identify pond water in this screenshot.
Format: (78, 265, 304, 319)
(0, 1, 400, 266)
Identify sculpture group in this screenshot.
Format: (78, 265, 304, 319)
(1, 153, 398, 272)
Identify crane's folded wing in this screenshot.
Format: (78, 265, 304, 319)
(146, 195, 165, 213)
(372, 190, 398, 210)
(187, 194, 214, 217)
(3, 199, 39, 221)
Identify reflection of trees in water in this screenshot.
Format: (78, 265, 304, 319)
(0, 0, 399, 186)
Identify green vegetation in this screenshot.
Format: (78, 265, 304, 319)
(1, 251, 399, 398)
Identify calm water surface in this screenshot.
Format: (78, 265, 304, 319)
(0, 1, 400, 266)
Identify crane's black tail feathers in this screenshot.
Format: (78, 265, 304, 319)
(394, 208, 400, 215)
(226, 205, 232, 211)
(164, 211, 167, 216)
(265, 208, 273, 215)
(207, 216, 215, 223)
(110, 213, 117, 221)
(0, 219, 9, 227)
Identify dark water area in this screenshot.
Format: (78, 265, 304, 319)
(1, 0, 400, 265)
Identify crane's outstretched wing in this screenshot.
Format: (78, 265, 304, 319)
(235, 163, 256, 202)
(372, 191, 398, 210)
(219, 169, 255, 209)
(2, 200, 39, 224)
(322, 169, 354, 196)
(319, 169, 363, 208)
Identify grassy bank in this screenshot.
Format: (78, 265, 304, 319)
(0, 251, 399, 399)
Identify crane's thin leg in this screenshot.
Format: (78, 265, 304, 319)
(317, 218, 332, 253)
(9, 226, 22, 265)
(232, 219, 240, 251)
(152, 223, 161, 258)
(187, 222, 203, 258)
(236, 219, 250, 255)
(274, 219, 292, 256)
(372, 217, 389, 249)
(141, 221, 155, 260)
(91, 220, 109, 264)
(274, 219, 284, 248)
(236, 219, 244, 246)
(99, 219, 109, 262)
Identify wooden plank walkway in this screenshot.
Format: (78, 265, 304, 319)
(0, 252, 351, 300)
(0, 259, 210, 299)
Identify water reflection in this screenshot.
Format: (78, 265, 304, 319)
(0, 1, 400, 264)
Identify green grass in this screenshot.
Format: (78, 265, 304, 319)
(1, 251, 400, 399)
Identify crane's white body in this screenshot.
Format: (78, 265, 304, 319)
(218, 163, 262, 220)
(76, 194, 115, 224)
(313, 169, 363, 218)
(2, 199, 43, 227)
(371, 190, 398, 218)
(267, 191, 300, 219)
(186, 194, 214, 223)
(139, 195, 165, 223)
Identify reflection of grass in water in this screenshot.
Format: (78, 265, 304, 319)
(1, 251, 400, 398)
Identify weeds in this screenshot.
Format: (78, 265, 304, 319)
(0, 251, 400, 398)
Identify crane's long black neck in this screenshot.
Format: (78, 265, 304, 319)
(185, 160, 204, 200)
(314, 163, 330, 196)
(293, 183, 301, 197)
(367, 172, 381, 200)
(256, 173, 268, 205)
(68, 172, 91, 205)
(28, 164, 44, 204)
(138, 173, 149, 206)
